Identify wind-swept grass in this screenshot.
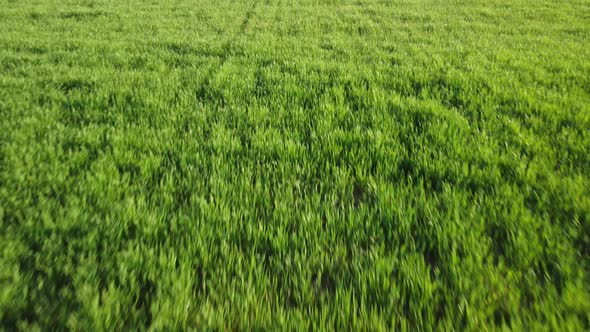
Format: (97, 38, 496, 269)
(1, 0, 589, 329)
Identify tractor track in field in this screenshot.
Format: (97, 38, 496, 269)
(218, 0, 259, 63)
(357, 0, 384, 29)
(193, 0, 259, 107)
(239, 0, 259, 35)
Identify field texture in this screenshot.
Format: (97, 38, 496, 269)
(1, 0, 590, 329)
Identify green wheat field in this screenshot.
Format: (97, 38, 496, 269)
(1, 0, 589, 329)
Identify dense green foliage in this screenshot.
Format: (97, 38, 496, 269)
(1, 0, 589, 329)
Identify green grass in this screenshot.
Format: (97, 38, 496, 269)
(1, 0, 589, 329)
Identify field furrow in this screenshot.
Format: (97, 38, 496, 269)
(0, 0, 589, 329)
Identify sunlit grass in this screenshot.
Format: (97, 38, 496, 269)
(1, 0, 589, 329)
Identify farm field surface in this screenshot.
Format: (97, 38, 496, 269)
(1, 0, 590, 329)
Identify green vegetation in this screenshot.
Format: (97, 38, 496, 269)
(1, 0, 589, 329)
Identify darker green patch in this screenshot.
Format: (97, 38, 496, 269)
(29, 11, 43, 21)
(59, 10, 109, 20)
(57, 79, 95, 94)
